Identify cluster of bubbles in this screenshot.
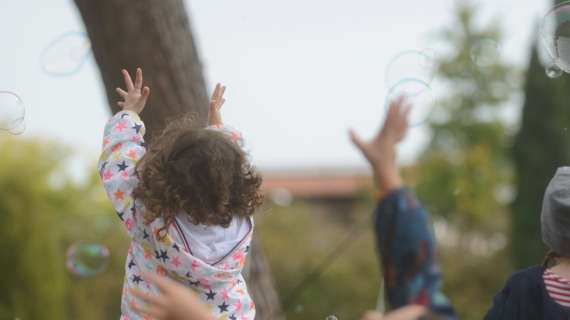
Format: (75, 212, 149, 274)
(65, 243, 110, 277)
(325, 316, 338, 320)
(0, 31, 91, 136)
(40, 31, 92, 77)
(0, 91, 26, 135)
(384, 49, 436, 127)
(541, 1, 570, 78)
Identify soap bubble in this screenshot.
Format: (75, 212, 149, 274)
(325, 316, 338, 320)
(270, 188, 294, 207)
(385, 50, 436, 89)
(0, 91, 26, 135)
(541, 2, 570, 74)
(386, 78, 434, 127)
(470, 38, 500, 68)
(66, 243, 110, 277)
(294, 305, 304, 314)
(40, 31, 91, 76)
(8, 119, 26, 136)
(546, 63, 564, 78)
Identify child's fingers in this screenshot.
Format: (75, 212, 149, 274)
(349, 129, 367, 153)
(219, 85, 226, 100)
(142, 86, 151, 101)
(116, 87, 128, 98)
(211, 83, 221, 101)
(131, 288, 167, 308)
(401, 102, 412, 120)
(130, 300, 167, 319)
(218, 98, 226, 110)
(122, 69, 135, 91)
(141, 272, 173, 293)
(135, 68, 143, 90)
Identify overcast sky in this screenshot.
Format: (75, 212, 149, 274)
(0, 0, 550, 174)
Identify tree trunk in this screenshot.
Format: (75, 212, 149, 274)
(74, 0, 209, 140)
(74, 1, 283, 318)
(246, 235, 285, 320)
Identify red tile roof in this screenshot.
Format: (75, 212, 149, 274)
(261, 169, 372, 198)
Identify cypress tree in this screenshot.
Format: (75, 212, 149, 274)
(511, 38, 570, 268)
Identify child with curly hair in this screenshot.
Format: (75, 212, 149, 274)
(99, 68, 262, 320)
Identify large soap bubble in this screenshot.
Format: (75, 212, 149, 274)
(385, 50, 436, 90)
(66, 243, 110, 277)
(0, 91, 26, 135)
(470, 38, 500, 68)
(40, 31, 91, 77)
(386, 78, 434, 127)
(541, 2, 570, 74)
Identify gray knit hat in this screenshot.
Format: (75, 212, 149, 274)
(541, 167, 570, 256)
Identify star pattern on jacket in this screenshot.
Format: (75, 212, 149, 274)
(155, 249, 169, 263)
(206, 289, 216, 301)
(117, 160, 128, 172)
(131, 274, 143, 285)
(218, 302, 229, 313)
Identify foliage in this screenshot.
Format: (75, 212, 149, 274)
(414, 2, 519, 319)
(511, 41, 570, 268)
(417, 1, 515, 228)
(0, 137, 68, 320)
(0, 135, 129, 319)
(256, 200, 382, 320)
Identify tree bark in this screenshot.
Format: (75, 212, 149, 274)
(74, 1, 283, 318)
(74, 0, 209, 140)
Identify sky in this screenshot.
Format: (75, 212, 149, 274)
(0, 0, 551, 175)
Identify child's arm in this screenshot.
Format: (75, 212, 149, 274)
(351, 99, 456, 318)
(99, 68, 150, 238)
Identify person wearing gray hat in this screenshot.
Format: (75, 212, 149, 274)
(485, 167, 570, 319)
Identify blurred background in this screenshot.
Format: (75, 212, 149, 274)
(1, 0, 569, 319)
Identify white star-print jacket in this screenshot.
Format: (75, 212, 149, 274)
(99, 111, 255, 320)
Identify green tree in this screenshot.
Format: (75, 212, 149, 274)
(0, 135, 134, 319)
(415, 3, 517, 319)
(511, 38, 570, 268)
(0, 137, 68, 319)
(417, 2, 514, 227)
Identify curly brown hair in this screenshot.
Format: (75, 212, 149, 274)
(133, 115, 263, 229)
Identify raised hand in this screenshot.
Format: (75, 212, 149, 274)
(349, 97, 411, 191)
(208, 83, 226, 126)
(116, 67, 150, 114)
(130, 273, 213, 320)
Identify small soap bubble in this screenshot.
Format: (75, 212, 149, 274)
(385, 50, 435, 89)
(0, 91, 26, 135)
(470, 38, 500, 68)
(40, 31, 91, 76)
(9, 119, 26, 136)
(270, 188, 294, 207)
(541, 2, 570, 74)
(66, 243, 110, 277)
(386, 78, 434, 127)
(294, 305, 304, 314)
(325, 316, 338, 320)
(546, 64, 563, 78)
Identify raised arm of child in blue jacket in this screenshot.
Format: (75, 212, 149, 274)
(350, 97, 456, 319)
(374, 188, 455, 317)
